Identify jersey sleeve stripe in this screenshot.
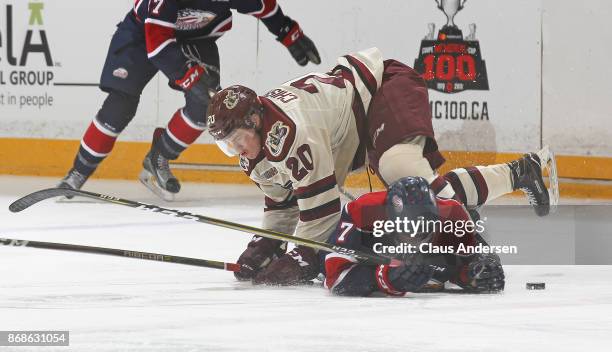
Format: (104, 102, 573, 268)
(294, 174, 337, 199)
(145, 17, 176, 29)
(299, 198, 341, 222)
(208, 16, 233, 37)
(344, 55, 377, 98)
(260, 2, 279, 18)
(247, 0, 279, 18)
(264, 195, 298, 211)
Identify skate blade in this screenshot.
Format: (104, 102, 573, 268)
(138, 169, 176, 202)
(537, 145, 559, 213)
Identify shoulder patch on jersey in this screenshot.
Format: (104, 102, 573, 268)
(265, 121, 290, 157)
(260, 97, 297, 162)
(176, 9, 217, 30)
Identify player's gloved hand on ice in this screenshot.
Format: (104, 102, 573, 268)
(277, 17, 321, 66)
(234, 236, 286, 281)
(253, 246, 319, 285)
(455, 254, 505, 292)
(379, 255, 435, 295)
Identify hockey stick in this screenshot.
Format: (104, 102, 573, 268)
(9, 188, 402, 267)
(0, 237, 240, 271)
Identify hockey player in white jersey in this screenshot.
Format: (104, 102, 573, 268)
(205, 48, 556, 285)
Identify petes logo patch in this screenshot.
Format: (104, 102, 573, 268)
(224, 90, 240, 109)
(176, 9, 217, 31)
(265, 121, 289, 157)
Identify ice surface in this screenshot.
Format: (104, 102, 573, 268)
(1, 176, 611, 351)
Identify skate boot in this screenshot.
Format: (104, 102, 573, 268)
(57, 168, 89, 199)
(508, 152, 550, 216)
(139, 148, 181, 201)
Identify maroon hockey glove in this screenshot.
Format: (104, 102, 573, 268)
(253, 246, 320, 285)
(234, 236, 286, 281)
(453, 254, 505, 292)
(277, 18, 321, 66)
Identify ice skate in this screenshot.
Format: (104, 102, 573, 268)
(508, 146, 558, 216)
(56, 168, 89, 201)
(139, 148, 181, 202)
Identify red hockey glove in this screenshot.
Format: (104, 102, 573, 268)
(175, 64, 206, 91)
(277, 18, 321, 66)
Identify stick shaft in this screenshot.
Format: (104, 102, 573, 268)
(0, 237, 240, 271)
(10, 188, 398, 266)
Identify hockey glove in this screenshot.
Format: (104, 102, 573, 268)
(234, 236, 286, 281)
(455, 254, 505, 292)
(376, 255, 434, 295)
(253, 246, 320, 285)
(277, 18, 321, 66)
(172, 63, 221, 102)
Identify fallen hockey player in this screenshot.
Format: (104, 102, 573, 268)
(324, 176, 505, 296)
(205, 47, 557, 285)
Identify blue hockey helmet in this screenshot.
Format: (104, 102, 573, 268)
(386, 176, 439, 223)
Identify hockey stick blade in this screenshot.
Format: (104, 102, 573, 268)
(0, 237, 240, 271)
(9, 188, 401, 267)
(9, 188, 80, 212)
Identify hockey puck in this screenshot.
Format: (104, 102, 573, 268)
(526, 282, 545, 290)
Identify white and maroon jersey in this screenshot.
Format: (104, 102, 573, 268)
(241, 48, 385, 242)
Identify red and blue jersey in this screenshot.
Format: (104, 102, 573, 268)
(324, 191, 477, 296)
(127, 0, 287, 78)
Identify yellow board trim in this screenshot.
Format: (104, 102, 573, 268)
(1, 138, 611, 199)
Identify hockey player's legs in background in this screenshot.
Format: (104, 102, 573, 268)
(59, 23, 156, 193)
(59, 22, 220, 200)
(138, 40, 220, 201)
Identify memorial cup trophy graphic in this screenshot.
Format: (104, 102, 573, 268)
(435, 0, 467, 39)
(414, 0, 489, 93)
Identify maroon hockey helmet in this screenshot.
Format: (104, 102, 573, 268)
(206, 85, 262, 140)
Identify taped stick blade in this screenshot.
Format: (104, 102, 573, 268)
(9, 188, 78, 212)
